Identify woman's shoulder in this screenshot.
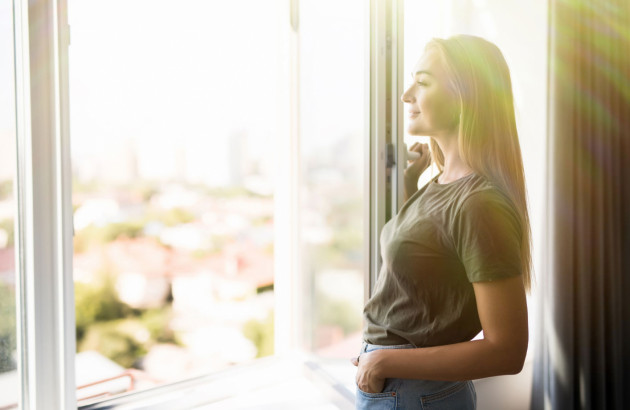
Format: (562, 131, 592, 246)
(455, 174, 518, 218)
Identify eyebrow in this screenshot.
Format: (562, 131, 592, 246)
(411, 70, 434, 78)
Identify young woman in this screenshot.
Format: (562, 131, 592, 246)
(351, 35, 531, 409)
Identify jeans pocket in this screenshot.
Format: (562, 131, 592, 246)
(355, 384, 397, 410)
(419, 381, 476, 410)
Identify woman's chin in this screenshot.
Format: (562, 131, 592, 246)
(406, 126, 421, 136)
(406, 127, 427, 137)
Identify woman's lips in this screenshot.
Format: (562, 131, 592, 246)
(409, 111, 420, 118)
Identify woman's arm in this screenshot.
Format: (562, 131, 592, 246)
(352, 275, 528, 393)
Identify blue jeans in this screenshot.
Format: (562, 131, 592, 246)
(355, 342, 476, 410)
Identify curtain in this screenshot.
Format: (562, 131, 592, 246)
(532, 0, 630, 409)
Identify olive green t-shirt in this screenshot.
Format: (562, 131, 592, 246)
(362, 173, 522, 347)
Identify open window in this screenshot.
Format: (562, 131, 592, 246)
(68, 0, 286, 399)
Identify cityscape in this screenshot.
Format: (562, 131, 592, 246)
(0, 130, 366, 403)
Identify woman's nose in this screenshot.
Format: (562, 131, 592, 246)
(401, 87, 414, 103)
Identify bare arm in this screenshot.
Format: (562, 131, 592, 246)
(353, 275, 528, 392)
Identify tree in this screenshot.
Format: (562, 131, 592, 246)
(243, 311, 274, 358)
(0, 283, 16, 372)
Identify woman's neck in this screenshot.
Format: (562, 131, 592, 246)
(434, 136, 474, 184)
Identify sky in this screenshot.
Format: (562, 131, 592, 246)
(68, 0, 286, 185)
(67, 0, 368, 187)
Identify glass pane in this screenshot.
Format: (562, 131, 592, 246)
(298, 0, 366, 360)
(0, 1, 19, 408)
(69, 0, 284, 402)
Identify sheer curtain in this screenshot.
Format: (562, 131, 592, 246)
(532, 0, 630, 409)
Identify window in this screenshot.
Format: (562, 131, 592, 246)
(13, 0, 383, 406)
(0, 1, 18, 407)
(66, 0, 370, 405)
(69, 0, 286, 401)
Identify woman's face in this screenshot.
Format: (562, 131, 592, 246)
(401, 50, 460, 138)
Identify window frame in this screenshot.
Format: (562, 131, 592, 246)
(367, 0, 405, 296)
(14, 0, 76, 409)
(12, 0, 405, 408)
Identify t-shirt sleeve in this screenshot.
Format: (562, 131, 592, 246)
(452, 189, 523, 283)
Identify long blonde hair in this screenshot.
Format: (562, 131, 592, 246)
(426, 35, 533, 291)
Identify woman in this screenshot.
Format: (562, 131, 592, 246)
(351, 35, 531, 409)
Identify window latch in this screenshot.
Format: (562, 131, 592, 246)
(386, 143, 396, 168)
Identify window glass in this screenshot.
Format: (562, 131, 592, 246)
(69, 0, 284, 402)
(0, 1, 19, 408)
(298, 0, 366, 360)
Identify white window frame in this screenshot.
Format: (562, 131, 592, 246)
(12, 0, 405, 408)
(14, 0, 75, 409)
(274, 0, 302, 356)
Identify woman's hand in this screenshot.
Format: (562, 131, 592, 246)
(350, 350, 387, 394)
(404, 142, 431, 201)
(406, 142, 431, 178)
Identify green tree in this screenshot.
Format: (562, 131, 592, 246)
(139, 308, 178, 344)
(75, 272, 179, 368)
(79, 320, 146, 369)
(0, 219, 15, 248)
(75, 272, 132, 342)
(0, 283, 16, 372)
(148, 208, 195, 226)
(243, 311, 274, 358)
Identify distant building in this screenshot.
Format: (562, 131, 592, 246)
(73, 237, 273, 310)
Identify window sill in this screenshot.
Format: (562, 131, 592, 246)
(78, 353, 356, 410)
